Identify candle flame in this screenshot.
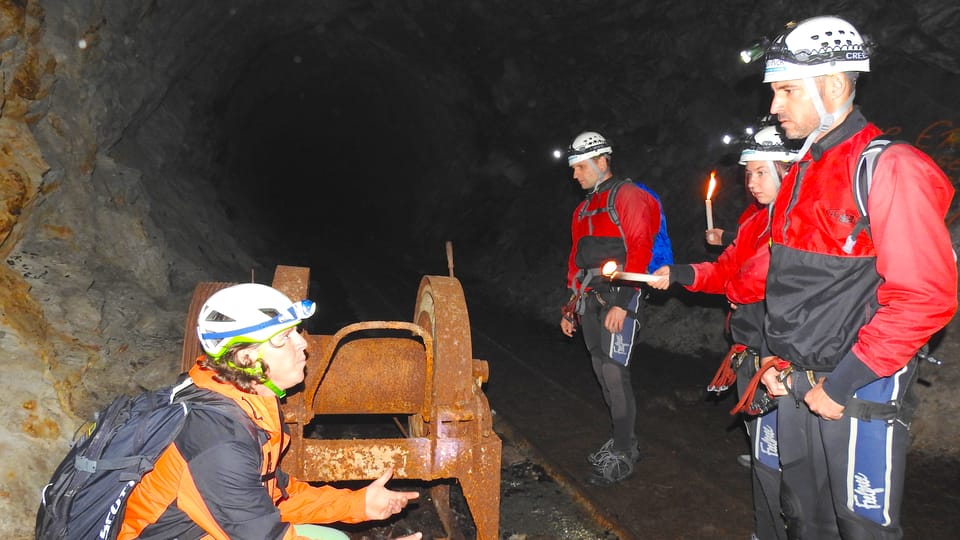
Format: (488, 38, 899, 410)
(601, 260, 619, 277)
(706, 171, 717, 200)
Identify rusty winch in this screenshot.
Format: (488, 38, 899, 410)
(179, 265, 501, 539)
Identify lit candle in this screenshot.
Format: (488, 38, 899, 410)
(600, 260, 660, 283)
(705, 171, 717, 230)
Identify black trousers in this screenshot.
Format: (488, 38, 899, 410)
(580, 289, 641, 454)
(736, 353, 787, 540)
(776, 363, 914, 540)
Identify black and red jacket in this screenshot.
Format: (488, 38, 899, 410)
(567, 176, 660, 308)
(678, 205, 771, 349)
(765, 109, 957, 404)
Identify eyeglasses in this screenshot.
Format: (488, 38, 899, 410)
(266, 326, 303, 348)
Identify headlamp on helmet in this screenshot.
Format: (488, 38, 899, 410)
(740, 37, 770, 64)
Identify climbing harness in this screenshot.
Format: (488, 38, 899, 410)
(730, 357, 790, 415)
(707, 344, 748, 394)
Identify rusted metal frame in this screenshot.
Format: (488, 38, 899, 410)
(180, 270, 501, 539)
(304, 320, 434, 423)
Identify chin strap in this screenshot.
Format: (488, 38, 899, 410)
(261, 379, 287, 399)
(794, 77, 856, 160)
(765, 159, 782, 189)
(588, 160, 608, 194)
(227, 352, 288, 399)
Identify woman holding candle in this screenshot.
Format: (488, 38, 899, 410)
(705, 165, 767, 248)
(706, 199, 764, 248)
(649, 124, 796, 540)
(116, 284, 422, 540)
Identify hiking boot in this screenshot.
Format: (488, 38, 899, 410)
(587, 438, 640, 466)
(737, 453, 752, 469)
(587, 438, 614, 466)
(587, 450, 636, 486)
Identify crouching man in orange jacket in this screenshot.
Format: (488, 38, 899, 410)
(119, 283, 422, 540)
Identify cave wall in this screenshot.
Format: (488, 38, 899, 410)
(0, 0, 958, 536)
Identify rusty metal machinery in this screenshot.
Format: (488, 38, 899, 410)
(180, 265, 501, 539)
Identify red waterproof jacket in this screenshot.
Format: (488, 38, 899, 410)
(684, 206, 771, 348)
(567, 177, 660, 307)
(737, 201, 764, 225)
(119, 365, 368, 540)
(765, 110, 957, 403)
(717, 201, 764, 247)
(688, 206, 770, 305)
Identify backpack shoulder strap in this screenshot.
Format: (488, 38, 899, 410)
(605, 178, 629, 227)
(172, 379, 261, 443)
(577, 178, 628, 222)
(853, 137, 896, 217)
(842, 137, 905, 254)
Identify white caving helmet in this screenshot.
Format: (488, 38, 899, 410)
(763, 16, 872, 157)
(197, 283, 316, 359)
(740, 124, 798, 191)
(763, 16, 871, 83)
(567, 131, 612, 166)
(739, 125, 798, 165)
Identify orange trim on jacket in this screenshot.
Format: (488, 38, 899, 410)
(119, 365, 367, 540)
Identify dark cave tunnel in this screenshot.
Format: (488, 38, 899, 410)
(160, 1, 960, 319)
(156, 2, 743, 293)
(198, 11, 530, 281)
(72, 0, 956, 340)
(4, 1, 960, 537)
(214, 34, 441, 260)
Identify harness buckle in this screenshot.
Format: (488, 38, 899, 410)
(777, 364, 794, 384)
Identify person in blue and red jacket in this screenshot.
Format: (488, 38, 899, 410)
(559, 131, 660, 486)
(651, 123, 796, 540)
(753, 16, 957, 539)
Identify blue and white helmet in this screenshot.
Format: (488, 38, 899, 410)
(197, 283, 316, 359)
(763, 16, 871, 83)
(568, 131, 612, 166)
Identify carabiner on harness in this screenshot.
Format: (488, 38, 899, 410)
(730, 357, 790, 416)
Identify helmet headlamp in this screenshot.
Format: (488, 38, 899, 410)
(739, 38, 769, 64)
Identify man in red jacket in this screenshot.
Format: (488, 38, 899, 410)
(755, 16, 957, 539)
(560, 131, 660, 486)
